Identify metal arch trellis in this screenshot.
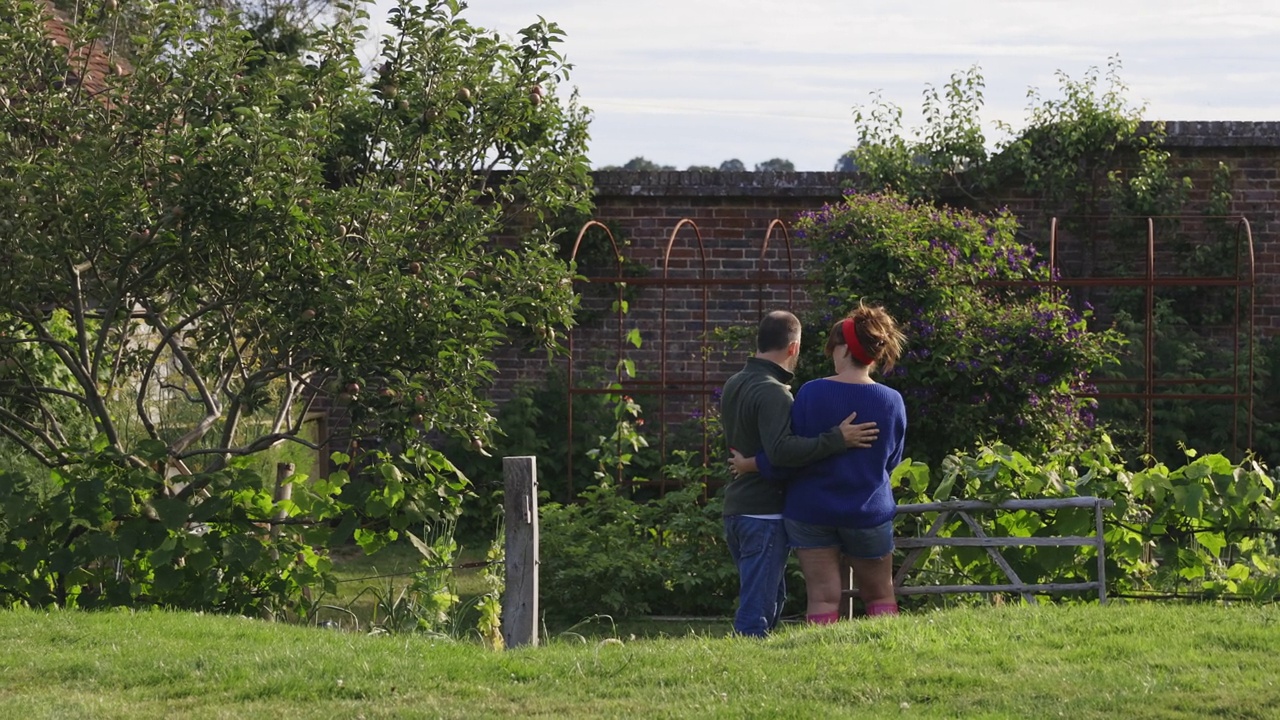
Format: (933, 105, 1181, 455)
(758, 219, 800, 314)
(658, 219, 710, 483)
(565, 220, 626, 499)
(564, 217, 808, 499)
(1042, 215, 1257, 458)
(564, 212, 1257, 500)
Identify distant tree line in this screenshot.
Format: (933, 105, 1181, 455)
(599, 157, 796, 172)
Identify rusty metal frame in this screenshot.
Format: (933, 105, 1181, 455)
(1043, 215, 1257, 457)
(758, 219, 799, 313)
(565, 218, 805, 497)
(658, 219, 709, 484)
(565, 220, 626, 498)
(564, 212, 1254, 497)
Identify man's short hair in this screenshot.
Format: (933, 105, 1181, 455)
(757, 310, 801, 353)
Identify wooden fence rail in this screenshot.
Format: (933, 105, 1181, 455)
(506, 460, 1112, 632)
(844, 496, 1115, 612)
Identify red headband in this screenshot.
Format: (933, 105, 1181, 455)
(841, 318, 875, 365)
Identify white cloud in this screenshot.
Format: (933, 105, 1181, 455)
(367, 0, 1280, 169)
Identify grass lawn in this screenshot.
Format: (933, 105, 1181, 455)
(2, 603, 1276, 719)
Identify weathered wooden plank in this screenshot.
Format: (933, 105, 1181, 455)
(1094, 498, 1108, 604)
(957, 511, 1037, 605)
(893, 582, 1100, 596)
(894, 536, 1097, 549)
(842, 560, 856, 619)
(896, 497, 1114, 513)
(881, 496, 1113, 604)
(892, 511, 952, 588)
(502, 456, 539, 649)
(268, 462, 294, 562)
(271, 462, 294, 537)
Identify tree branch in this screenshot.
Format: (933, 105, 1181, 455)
(136, 300, 225, 453)
(13, 302, 120, 451)
(176, 432, 321, 502)
(91, 233, 172, 384)
(180, 432, 321, 461)
(159, 381, 203, 405)
(23, 386, 73, 447)
(0, 410, 69, 466)
(271, 370, 302, 436)
(4, 355, 84, 446)
(213, 362, 283, 466)
(67, 258, 93, 375)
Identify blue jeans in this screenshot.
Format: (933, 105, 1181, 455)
(724, 515, 789, 637)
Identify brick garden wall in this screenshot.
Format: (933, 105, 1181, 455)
(491, 121, 1280, 432)
(1159, 121, 1280, 333)
(490, 172, 853, 427)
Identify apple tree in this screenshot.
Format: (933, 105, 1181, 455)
(0, 0, 591, 614)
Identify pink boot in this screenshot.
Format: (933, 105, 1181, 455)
(865, 602, 899, 617)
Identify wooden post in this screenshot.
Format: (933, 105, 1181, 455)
(842, 562, 856, 619)
(502, 456, 539, 649)
(272, 462, 294, 539)
(1094, 498, 1108, 604)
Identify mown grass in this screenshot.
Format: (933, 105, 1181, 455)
(1, 603, 1276, 719)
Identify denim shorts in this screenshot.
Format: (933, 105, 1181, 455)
(784, 518, 895, 560)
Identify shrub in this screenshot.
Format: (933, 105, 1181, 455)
(539, 478, 737, 620)
(796, 192, 1125, 465)
(841, 61, 1270, 469)
(0, 0, 591, 614)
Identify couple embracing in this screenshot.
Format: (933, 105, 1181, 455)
(720, 305, 906, 636)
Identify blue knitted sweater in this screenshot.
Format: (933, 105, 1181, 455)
(756, 378, 907, 528)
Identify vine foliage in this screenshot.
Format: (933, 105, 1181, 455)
(842, 58, 1266, 467)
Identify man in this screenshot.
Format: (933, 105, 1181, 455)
(720, 310, 877, 637)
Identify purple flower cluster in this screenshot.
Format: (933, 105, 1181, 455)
(797, 190, 1117, 460)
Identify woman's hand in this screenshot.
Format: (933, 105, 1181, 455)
(727, 447, 759, 478)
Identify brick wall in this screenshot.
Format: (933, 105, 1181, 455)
(492, 172, 855, 426)
(489, 121, 1280, 438)
(585, 171, 848, 370)
(1159, 122, 1280, 333)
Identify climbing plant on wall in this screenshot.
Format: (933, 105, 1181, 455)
(841, 57, 1261, 466)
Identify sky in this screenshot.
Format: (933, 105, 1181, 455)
(366, 1, 1280, 171)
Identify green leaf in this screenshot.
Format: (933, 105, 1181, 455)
(1173, 484, 1207, 519)
(1226, 563, 1251, 582)
(1194, 531, 1226, 557)
(891, 459, 931, 493)
(150, 497, 191, 531)
(354, 527, 397, 555)
(406, 530, 435, 559)
(134, 439, 169, 463)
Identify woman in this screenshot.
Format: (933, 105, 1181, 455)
(730, 303, 906, 624)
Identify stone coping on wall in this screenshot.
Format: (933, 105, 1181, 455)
(1155, 121, 1280, 148)
(589, 122, 1280, 198)
(589, 170, 857, 198)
